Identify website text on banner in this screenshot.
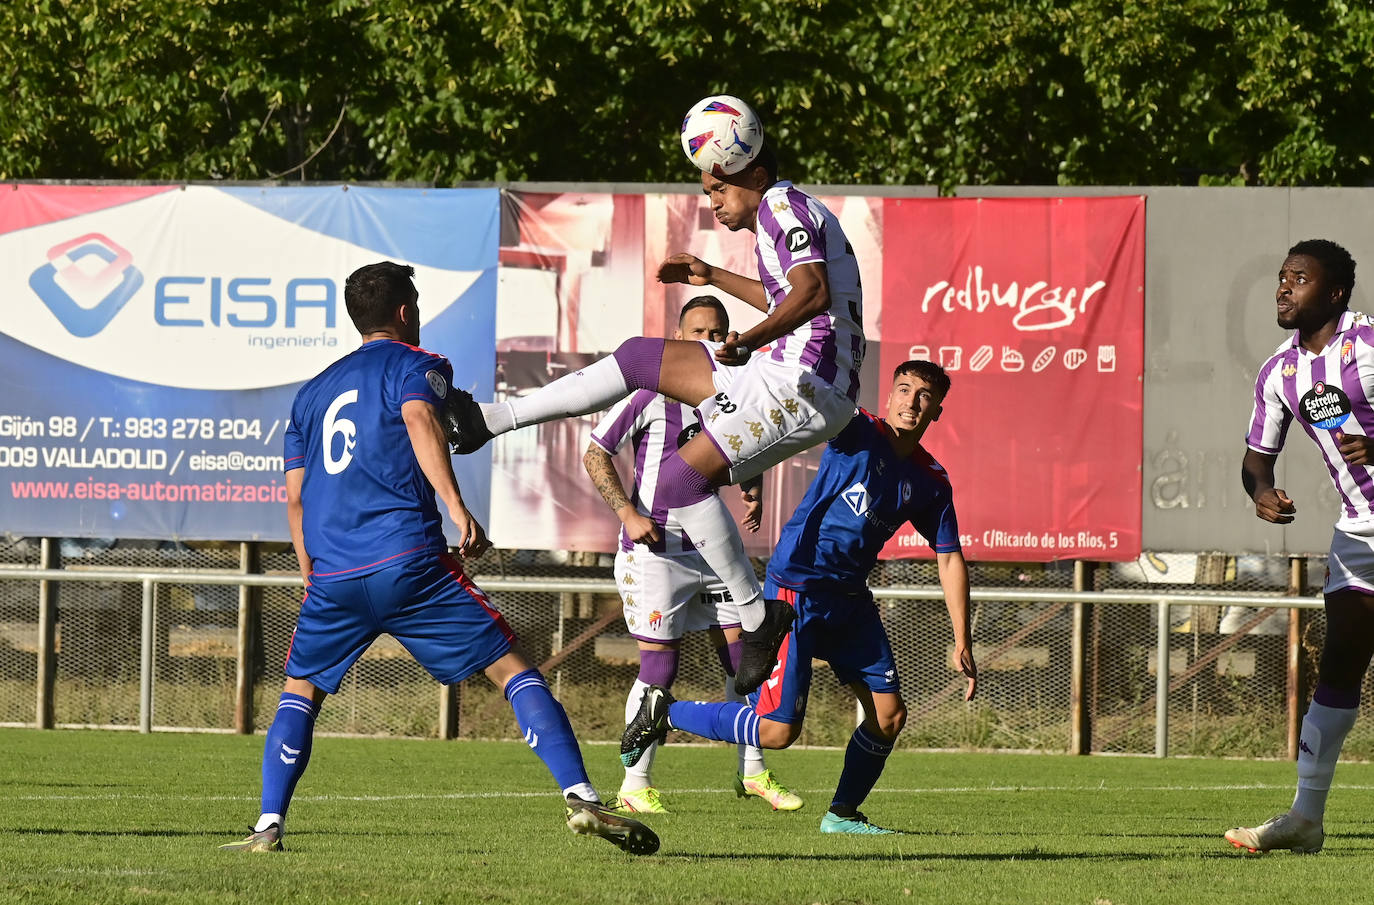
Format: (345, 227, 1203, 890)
(880, 196, 1145, 562)
(0, 185, 499, 540)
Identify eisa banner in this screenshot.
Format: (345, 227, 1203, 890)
(0, 185, 498, 540)
(880, 197, 1145, 561)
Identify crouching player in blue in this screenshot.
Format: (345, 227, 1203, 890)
(620, 359, 977, 834)
(220, 262, 657, 855)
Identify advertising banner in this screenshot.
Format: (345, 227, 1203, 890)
(487, 189, 883, 554)
(0, 185, 498, 540)
(880, 196, 1145, 560)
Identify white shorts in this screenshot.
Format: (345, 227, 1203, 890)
(614, 547, 740, 643)
(695, 353, 857, 484)
(1325, 527, 1374, 594)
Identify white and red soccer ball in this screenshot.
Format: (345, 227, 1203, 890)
(679, 95, 764, 177)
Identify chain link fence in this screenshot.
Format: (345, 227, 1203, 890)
(2, 535, 1369, 760)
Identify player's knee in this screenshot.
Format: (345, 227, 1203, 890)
(874, 711, 906, 742)
(871, 700, 907, 741)
(758, 719, 801, 749)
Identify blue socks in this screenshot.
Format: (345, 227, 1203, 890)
(666, 700, 761, 748)
(260, 692, 320, 824)
(505, 669, 592, 795)
(831, 724, 894, 814)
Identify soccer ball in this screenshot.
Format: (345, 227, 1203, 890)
(679, 95, 764, 177)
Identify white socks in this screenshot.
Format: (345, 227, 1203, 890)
(667, 496, 763, 630)
(504, 356, 629, 429)
(1292, 701, 1358, 823)
(621, 680, 656, 791)
(254, 812, 283, 832)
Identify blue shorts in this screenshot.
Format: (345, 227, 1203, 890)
(751, 578, 900, 724)
(285, 551, 515, 694)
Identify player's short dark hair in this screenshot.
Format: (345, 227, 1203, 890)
(1288, 239, 1357, 306)
(679, 295, 729, 329)
(746, 141, 779, 183)
(345, 261, 417, 334)
(893, 359, 951, 398)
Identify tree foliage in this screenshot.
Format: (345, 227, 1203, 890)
(3, 0, 1372, 189)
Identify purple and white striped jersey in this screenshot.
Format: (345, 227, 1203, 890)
(590, 389, 700, 555)
(1247, 309, 1374, 532)
(754, 181, 865, 401)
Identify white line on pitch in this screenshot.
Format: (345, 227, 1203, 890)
(13, 783, 1373, 803)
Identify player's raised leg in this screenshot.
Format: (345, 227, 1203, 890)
(1226, 588, 1374, 853)
(446, 338, 718, 453)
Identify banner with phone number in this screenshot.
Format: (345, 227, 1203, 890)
(879, 196, 1145, 561)
(0, 185, 498, 540)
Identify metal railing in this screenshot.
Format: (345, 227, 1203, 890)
(0, 555, 1324, 757)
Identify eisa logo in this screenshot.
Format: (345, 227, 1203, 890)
(29, 234, 144, 337)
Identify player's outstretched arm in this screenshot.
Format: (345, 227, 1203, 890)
(285, 467, 311, 585)
(936, 550, 977, 701)
(583, 443, 660, 544)
(402, 399, 490, 557)
(1241, 448, 1296, 524)
(658, 253, 768, 312)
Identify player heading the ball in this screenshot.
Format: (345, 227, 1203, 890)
(445, 93, 866, 696)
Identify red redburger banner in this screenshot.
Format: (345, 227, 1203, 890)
(880, 196, 1145, 561)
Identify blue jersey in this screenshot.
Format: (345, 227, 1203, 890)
(284, 339, 452, 580)
(767, 409, 960, 591)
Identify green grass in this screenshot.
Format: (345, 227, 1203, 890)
(3, 728, 1374, 904)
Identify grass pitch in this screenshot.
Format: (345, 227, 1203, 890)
(3, 728, 1373, 905)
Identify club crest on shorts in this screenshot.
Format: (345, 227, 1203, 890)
(1299, 380, 1352, 430)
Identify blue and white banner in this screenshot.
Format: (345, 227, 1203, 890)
(0, 185, 498, 540)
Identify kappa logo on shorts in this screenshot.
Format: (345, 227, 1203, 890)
(843, 481, 870, 517)
(29, 233, 144, 338)
(785, 227, 812, 254)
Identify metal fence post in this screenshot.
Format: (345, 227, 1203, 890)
(1070, 561, 1094, 754)
(139, 578, 155, 733)
(439, 684, 460, 739)
(1155, 599, 1170, 757)
(1286, 556, 1309, 760)
(35, 537, 59, 729)
(235, 542, 261, 734)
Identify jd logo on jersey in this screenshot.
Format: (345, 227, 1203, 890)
(29, 234, 144, 338)
(1299, 380, 1352, 430)
(785, 228, 811, 254)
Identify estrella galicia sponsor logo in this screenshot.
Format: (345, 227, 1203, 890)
(29, 233, 144, 337)
(1299, 380, 1352, 430)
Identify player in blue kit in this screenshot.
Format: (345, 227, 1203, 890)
(219, 261, 657, 855)
(620, 360, 977, 834)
